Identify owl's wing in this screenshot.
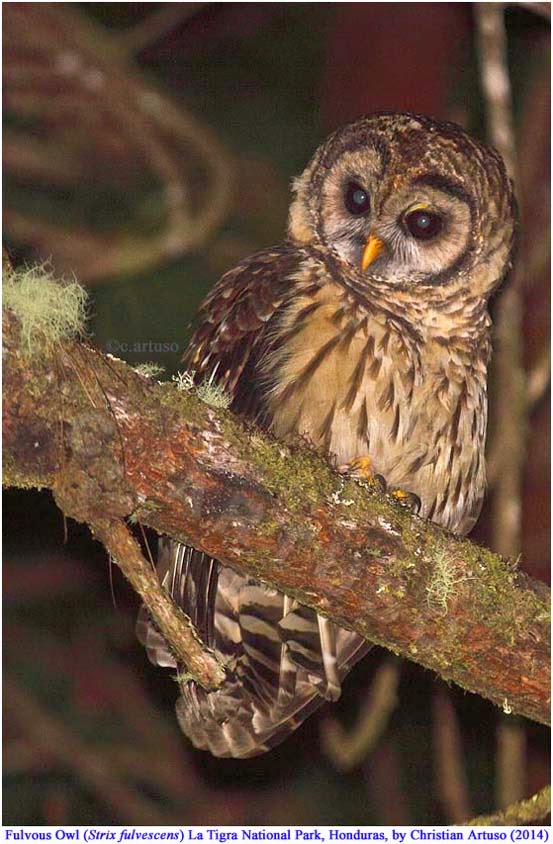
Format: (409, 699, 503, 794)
(182, 244, 303, 423)
(137, 245, 371, 757)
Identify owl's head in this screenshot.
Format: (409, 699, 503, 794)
(288, 113, 516, 299)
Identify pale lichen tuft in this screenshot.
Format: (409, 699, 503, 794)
(172, 370, 195, 392)
(4, 262, 89, 356)
(195, 374, 231, 409)
(134, 362, 165, 379)
(426, 544, 471, 614)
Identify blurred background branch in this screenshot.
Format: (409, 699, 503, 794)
(320, 658, 401, 772)
(3, 3, 232, 282)
(476, 2, 549, 818)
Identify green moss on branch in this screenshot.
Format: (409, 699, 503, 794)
(2, 272, 550, 725)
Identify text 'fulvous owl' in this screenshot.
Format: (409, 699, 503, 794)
(138, 112, 516, 757)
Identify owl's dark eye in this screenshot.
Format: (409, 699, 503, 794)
(404, 208, 443, 240)
(344, 182, 371, 216)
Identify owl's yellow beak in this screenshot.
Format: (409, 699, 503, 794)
(361, 234, 385, 271)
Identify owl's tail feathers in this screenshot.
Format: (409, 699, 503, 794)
(174, 618, 370, 759)
(173, 604, 369, 759)
(136, 542, 371, 758)
(175, 670, 328, 758)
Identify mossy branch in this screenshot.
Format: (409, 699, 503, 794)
(468, 784, 551, 826)
(2, 268, 550, 724)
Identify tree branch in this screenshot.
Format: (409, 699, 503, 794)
(468, 785, 551, 826)
(3, 296, 550, 726)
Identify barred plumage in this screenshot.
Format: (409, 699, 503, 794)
(137, 112, 515, 757)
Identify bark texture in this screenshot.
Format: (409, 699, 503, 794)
(3, 305, 550, 726)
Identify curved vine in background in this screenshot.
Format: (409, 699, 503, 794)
(3, 4, 233, 283)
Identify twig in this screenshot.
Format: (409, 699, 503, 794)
(488, 345, 550, 486)
(482, 35, 549, 488)
(3, 3, 233, 282)
(475, 3, 516, 178)
(433, 687, 473, 823)
(91, 518, 225, 690)
(321, 658, 400, 770)
(488, 286, 526, 560)
(504, 23, 549, 297)
(3, 620, 227, 816)
(468, 784, 551, 826)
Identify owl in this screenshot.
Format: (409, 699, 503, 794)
(138, 112, 516, 758)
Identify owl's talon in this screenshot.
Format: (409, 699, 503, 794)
(339, 459, 419, 510)
(338, 458, 388, 493)
(389, 488, 422, 514)
(339, 456, 384, 489)
(339, 456, 381, 486)
(373, 474, 387, 492)
(339, 456, 373, 478)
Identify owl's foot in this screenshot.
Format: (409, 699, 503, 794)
(339, 457, 421, 514)
(338, 457, 386, 491)
(388, 487, 422, 515)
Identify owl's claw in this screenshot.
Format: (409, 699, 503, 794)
(339, 456, 373, 478)
(389, 487, 422, 515)
(339, 457, 420, 513)
(373, 474, 387, 492)
(338, 457, 386, 493)
(339, 457, 386, 491)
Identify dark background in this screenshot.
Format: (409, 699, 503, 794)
(3, 2, 550, 825)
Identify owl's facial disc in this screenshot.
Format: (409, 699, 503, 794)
(375, 179, 476, 283)
(318, 151, 474, 284)
(359, 192, 468, 280)
(289, 113, 515, 297)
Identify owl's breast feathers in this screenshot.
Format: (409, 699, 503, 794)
(140, 245, 491, 757)
(188, 244, 490, 535)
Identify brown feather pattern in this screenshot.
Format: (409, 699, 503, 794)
(138, 112, 515, 758)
